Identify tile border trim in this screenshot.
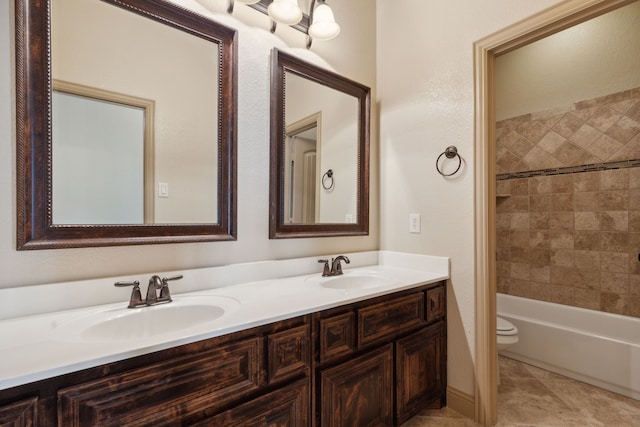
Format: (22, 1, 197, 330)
(497, 158, 640, 181)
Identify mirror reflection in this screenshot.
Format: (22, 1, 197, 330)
(284, 111, 320, 224)
(270, 49, 370, 238)
(284, 72, 358, 224)
(16, 0, 237, 249)
(52, 81, 152, 224)
(51, 0, 219, 224)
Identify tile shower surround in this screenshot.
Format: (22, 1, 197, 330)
(496, 166, 640, 318)
(495, 88, 640, 318)
(496, 87, 640, 175)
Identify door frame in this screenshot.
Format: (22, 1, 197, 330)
(472, 0, 636, 424)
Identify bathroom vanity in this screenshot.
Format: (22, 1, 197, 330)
(314, 281, 446, 426)
(0, 264, 446, 427)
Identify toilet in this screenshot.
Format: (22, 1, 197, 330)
(497, 316, 519, 351)
(496, 316, 519, 384)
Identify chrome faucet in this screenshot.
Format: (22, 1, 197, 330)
(318, 255, 350, 277)
(115, 274, 183, 308)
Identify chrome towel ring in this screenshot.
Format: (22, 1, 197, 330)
(322, 169, 335, 190)
(436, 146, 462, 177)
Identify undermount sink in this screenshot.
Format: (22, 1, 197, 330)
(57, 295, 240, 342)
(308, 271, 396, 290)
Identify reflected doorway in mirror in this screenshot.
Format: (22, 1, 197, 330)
(284, 112, 321, 224)
(52, 80, 155, 225)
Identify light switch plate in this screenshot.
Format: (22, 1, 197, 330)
(409, 213, 421, 233)
(159, 182, 169, 198)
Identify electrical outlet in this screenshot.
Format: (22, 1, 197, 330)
(409, 213, 421, 233)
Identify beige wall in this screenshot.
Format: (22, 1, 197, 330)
(495, 1, 640, 121)
(0, 0, 377, 287)
(376, 0, 562, 397)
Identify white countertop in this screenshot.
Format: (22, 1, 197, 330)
(0, 252, 449, 391)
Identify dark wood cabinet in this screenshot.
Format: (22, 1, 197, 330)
(57, 337, 262, 426)
(1, 316, 309, 427)
(314, 281, 447, 427)
(0, 396, 38, 427)
(320, 344, 393, 427)
(0, 281, 446, 427)
(318, 312, 356, 364)
(395, 322, 446, 425)
(267, 324, 310, 385)
(426, 286, 446, 322)
(196, 378, 310, 427)
(357, 293, 425, 348)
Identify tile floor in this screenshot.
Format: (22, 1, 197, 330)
(401, 355, 640, 427)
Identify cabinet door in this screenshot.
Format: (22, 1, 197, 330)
(395, 322, 446, 425)
(267, 324, 310, 384)
(197, 378, 309, 427)
(0, 396, 38, 427)
(318, 312, 356, 364)
(320, 344, 393, 427)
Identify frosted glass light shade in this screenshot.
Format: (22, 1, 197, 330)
(237, 0, 261, 4)
(308, 3, 340, 40)
(268, 0, 303, 25)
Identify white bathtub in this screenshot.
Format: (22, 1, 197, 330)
(497, 293, 640, 400)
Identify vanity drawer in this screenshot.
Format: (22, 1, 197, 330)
(318, 312, 356, 364)
(426, 285, 446, 322)
(358, 293, 425, 348)
(267, 324, 310, 384)
(195, 378, 309, 426)
(57, 337, 262, 427)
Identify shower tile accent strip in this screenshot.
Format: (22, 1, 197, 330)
(497, 159, 640, 181)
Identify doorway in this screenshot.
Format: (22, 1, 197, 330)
(473, 0, 636, 424)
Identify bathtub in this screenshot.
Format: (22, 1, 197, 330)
(497, 293, 640, 400)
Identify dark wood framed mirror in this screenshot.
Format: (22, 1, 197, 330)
(16, 0, 238, 249)
(269, 48, 370, 238)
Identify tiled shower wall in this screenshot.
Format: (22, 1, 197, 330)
(496, 87, 640, 174)
(496, 88, 640, 318)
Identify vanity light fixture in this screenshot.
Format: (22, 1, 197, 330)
(228, 0, 340, 48)
(307, 0, 340, 47)
(268, 0, 303, 25)
(227, 0, 261, 14)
